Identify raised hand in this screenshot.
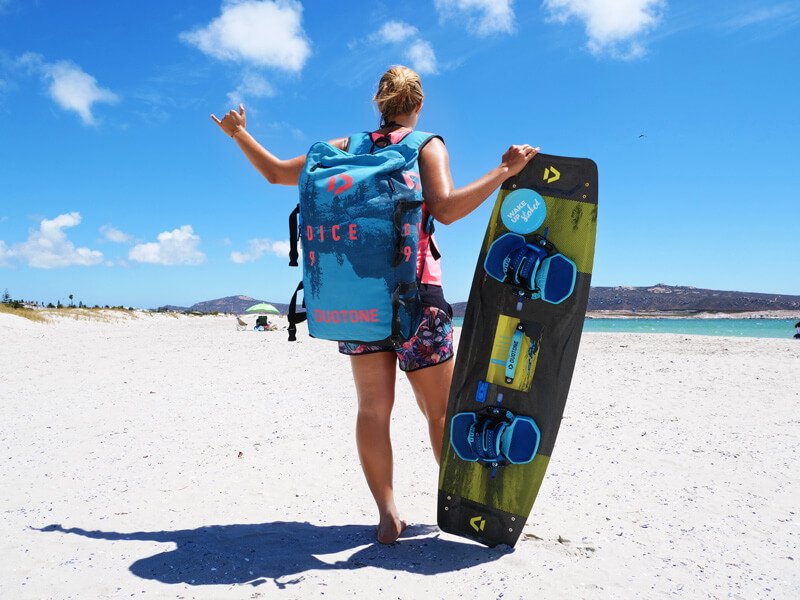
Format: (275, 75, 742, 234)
(501, 144, 540, 177)
(211, 104, 247, 138)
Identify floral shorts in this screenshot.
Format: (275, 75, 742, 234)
(338, 306, 454, 372)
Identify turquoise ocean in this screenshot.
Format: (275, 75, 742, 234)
(451, 318, 798, 340)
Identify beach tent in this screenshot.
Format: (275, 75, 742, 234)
(245, 303, 280, 314)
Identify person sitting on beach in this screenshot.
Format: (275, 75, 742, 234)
(212, 65, 538, 544)
(795, 321, 800, 339)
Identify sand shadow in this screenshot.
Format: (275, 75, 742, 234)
(35, 521, 509, 588)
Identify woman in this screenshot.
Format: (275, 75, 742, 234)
(212, 65, 538, 544)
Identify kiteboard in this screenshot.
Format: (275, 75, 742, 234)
(437, 153, 598, 547)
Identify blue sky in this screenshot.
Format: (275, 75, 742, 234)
(1, 0, 798, 308)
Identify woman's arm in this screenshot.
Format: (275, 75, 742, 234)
(212, 104, 347, 186)
(418, 138, 538, 225)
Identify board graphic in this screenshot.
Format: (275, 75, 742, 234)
(437, 153, 598, 547)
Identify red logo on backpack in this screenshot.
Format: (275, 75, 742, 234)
(403, 171, 421, 191)
(327, 173, 353, 195)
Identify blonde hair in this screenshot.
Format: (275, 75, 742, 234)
(373, 65, 424, 125)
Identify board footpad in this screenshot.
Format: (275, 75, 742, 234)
(449, 407, 541, 466)
(485, 233, 577, 305)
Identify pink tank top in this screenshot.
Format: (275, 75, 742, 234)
(416, 203, 442, 285)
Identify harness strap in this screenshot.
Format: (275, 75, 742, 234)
(391, 281, 419, 343)
(428, 237, 441, 260)
(288, 204, 300, 267)
(287, 280, 307, 342)
(417, 207, 441, 283)
(423, 211, 441, 259)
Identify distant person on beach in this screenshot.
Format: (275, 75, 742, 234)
(794, 321, 800, 339)
(212, 65, 538, 543)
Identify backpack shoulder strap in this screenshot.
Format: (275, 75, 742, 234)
(397, 131, 444, 153)
(353, 129, 444, 155)
(347, 132, 372, 155)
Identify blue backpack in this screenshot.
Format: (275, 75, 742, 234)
(287, 129, 439, 343)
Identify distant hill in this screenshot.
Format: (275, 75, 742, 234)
(157, 304, 190, 312)
(450, 302, 466, 317)
(588, 285, 800, 312)
(162, 285, 800, 317)
(157, 295, 289, 314)
(450, 284, 800, 317)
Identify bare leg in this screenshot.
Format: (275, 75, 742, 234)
(349, 351, 406, 544)
(406, 358, 454, 465)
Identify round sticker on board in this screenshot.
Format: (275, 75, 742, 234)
(500, 189, 546, 234)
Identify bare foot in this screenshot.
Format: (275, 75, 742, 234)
(376, 512, 407, 544)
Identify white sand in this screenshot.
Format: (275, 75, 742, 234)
(0, 312, 797, 599)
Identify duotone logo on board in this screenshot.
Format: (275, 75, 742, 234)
(544, 166, 560, 183)
(500, 188, 546, 234)
(470, 516, 486, 532)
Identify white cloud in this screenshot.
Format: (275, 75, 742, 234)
(0, 240, 11, 267)
(271, 240, 290, 256)
(720, 5, 800, 32)
(406, 40, 438, 75)
(227, 71, 275, 105)
(129, 225, 205, 266)
(100, 224, 132, 244)
(266, 120, 305, 140)
(15, 51, 42, 70)
(2, 212, 104, 269)
(180, 0, 311, 72)
(435, 0, 515, 36)
(17, 53, 119, 124)
(230, 238, 289, 263)
(543, 0, 665, 59)
(367, 20, 438, 76)
(376, 21, 419, 43)
(44, 61, 119, 125)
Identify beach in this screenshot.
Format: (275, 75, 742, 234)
(0, 312, 797, 599)
(586, 310, 799, 320)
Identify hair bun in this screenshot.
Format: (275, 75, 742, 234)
(373, 65, 424, 124)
